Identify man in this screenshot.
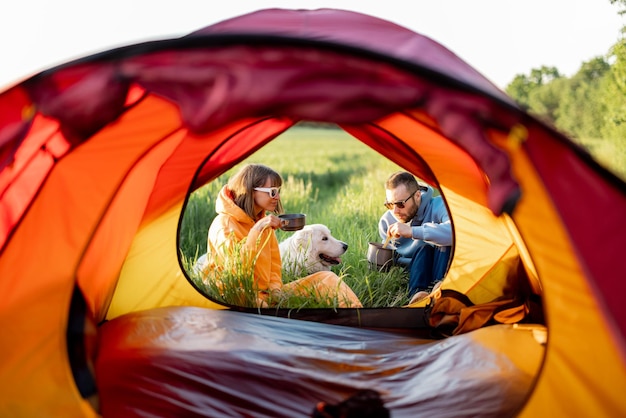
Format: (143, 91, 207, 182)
(378, 171, 452, 296)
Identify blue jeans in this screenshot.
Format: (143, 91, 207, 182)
(408, 245, 451, 295)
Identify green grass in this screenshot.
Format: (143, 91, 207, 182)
(187, 231, 362, 309)
(180, 124, 411, 308)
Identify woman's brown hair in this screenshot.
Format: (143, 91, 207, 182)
(228, 164, 284, 220)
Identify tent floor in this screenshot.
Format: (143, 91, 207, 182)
(95, 306, 546, 417)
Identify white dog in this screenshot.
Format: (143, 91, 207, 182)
(279, 224, 348, 276)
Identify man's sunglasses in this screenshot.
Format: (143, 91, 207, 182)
(254, 187, 281, 198)
(384, 190, 416, 210)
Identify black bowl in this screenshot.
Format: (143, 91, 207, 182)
(279, 213, 306, 231)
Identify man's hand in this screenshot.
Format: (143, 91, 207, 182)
(388, 222, 412, 239)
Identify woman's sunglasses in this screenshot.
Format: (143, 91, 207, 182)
(254, 187, 281, 198)
(383, 190, 416, 210)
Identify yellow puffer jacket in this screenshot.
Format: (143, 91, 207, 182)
(207, 185, 282, 297)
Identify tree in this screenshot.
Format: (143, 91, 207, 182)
(609, 0, 626, 15)
(556, 57, 610, 139)
(502, 1, 626, 179)
(505, 66, 562, 110)
(505, 74, 533, 110)
(600, 34, 626, 139)
(526, 77, 569, 127)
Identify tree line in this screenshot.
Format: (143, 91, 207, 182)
(504, 1, 625, 178)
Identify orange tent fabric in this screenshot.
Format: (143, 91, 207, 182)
(0, 8, 624, 417)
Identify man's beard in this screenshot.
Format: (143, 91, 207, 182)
(395, 208, 417, 223)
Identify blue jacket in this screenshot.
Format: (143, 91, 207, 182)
(378, 186, 452, 266)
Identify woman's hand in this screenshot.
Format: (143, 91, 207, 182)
(253, 214, 282, 232)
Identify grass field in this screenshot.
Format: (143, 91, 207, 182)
(180, 125, 412, 308)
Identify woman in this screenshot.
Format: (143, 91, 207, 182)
(205, 163, 362, 308)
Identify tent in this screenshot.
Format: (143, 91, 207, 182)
(0, 7, 624, 417)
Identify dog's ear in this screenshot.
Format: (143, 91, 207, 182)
(291, 228, 312, 249)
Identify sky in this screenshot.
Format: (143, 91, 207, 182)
(0, 1, 623, 90)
